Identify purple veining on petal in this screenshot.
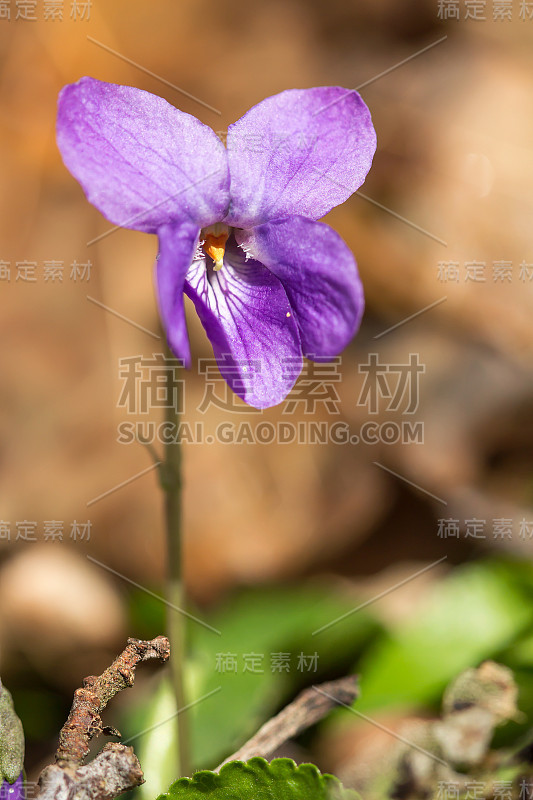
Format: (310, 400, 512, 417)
(57, 77, 230, 233)
(237, 216, 364, 360)
(184, 237, 302, 409)
(225, 86, 376, 228)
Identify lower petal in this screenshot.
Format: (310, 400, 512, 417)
(237, 216, 364, 360)
(184, 241, 302, 409)
(155, 222, 200, 367)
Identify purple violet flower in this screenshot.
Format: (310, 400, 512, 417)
(0, 774, 24, 800)
(56, 79, 376, 408)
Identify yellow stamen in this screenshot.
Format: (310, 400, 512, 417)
(204, 232, 228, 272)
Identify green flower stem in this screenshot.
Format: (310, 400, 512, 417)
(160, 344, 191, 778)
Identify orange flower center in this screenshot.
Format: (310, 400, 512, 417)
(202, 224, 230, 271)
(204, 233, 228, 271)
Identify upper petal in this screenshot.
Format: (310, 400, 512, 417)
(225, 87, 376, 227)
(57, 77, 230, 233)
(156, 222, 201, 367)
(237, 216, 364, 360)
(184, 239, 302, 408)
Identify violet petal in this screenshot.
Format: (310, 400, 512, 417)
(156, 223, 201, 367)
(237, 216, 364, 360)
(0, 774, 24, 800)
(57, 77, 230, 232)
(225, 87, 376, 227)
(184, 240, 302, 408)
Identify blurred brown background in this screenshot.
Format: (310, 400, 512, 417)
(0, 0, 532, 783)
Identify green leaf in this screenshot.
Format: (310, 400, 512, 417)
(0, 680, 25, 784)
(159, 758, 358, 800)
(188, 584, 377, 768)
(132, 678, 178, 800)
(353, 561, 533, 714)
(126, 580, 379, 800)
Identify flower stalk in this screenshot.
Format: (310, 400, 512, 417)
(159, 345, 191, 778)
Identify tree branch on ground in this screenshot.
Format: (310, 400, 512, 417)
(217, 675, 359, 770)
(38, 636, 170, 800)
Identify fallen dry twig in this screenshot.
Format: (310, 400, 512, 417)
(39, 743, 144, 800)
(38, 636, 170, 800)
(55, 635, 170, 768)
(217, 675, 359, 769)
